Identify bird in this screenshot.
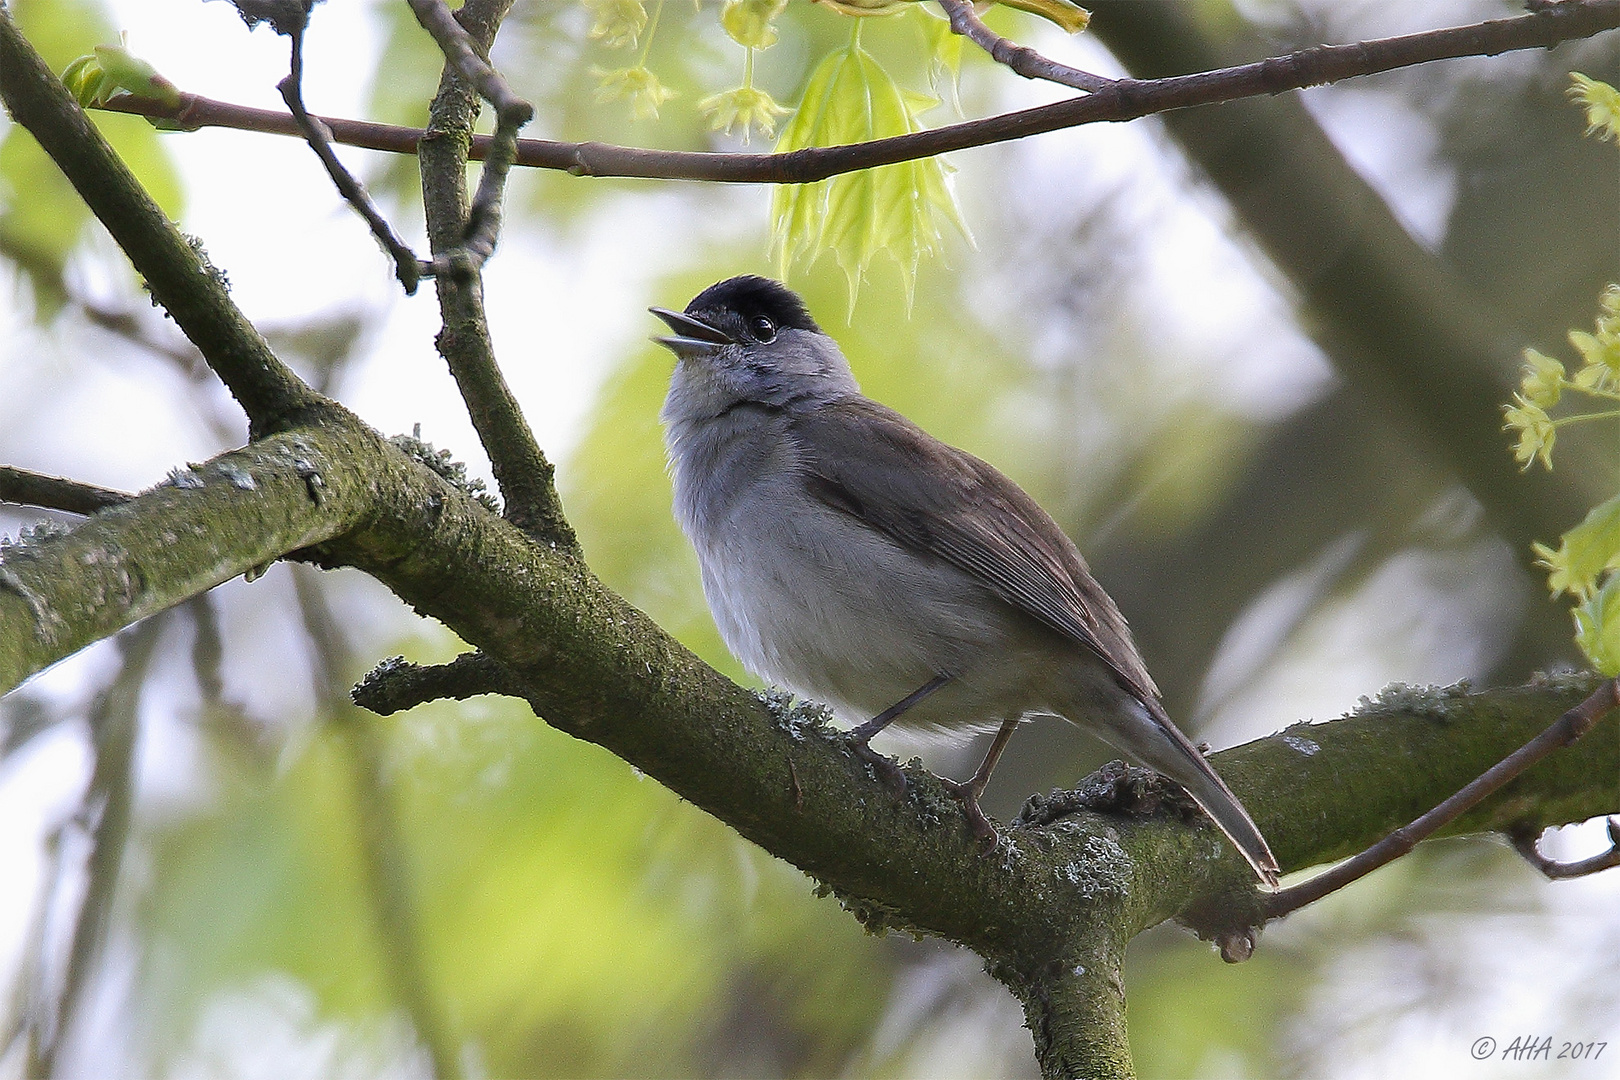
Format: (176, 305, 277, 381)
(651, 275, 1279, 886)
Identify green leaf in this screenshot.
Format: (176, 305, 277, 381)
(1535, 490, 1620, 600)
(770, 27, 968, 314)
(1574, 576, 1620, 674)
(2, 0, 183, 310)
(62, 41, 182, 109)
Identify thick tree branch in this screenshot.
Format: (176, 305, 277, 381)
(0, 12, 317, 435)
(6, 7, 1619, 1076)
(416, 0, 577, 550)
(94, 0, 1620, 183)
(0, 467, 129, 515)
(0, 421, 1612, 1077)
(995, 948, 1133, 1080)
(1263, 677, 1620, 919)
(0, 430, 375, 697)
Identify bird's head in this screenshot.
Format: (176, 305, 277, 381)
(652, 276, 858, 423)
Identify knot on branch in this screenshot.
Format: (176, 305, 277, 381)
(1014, 759, 1203, 829)
(351, 650, 525, 715)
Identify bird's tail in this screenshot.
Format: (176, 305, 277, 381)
(1104, 700, 1280, 887)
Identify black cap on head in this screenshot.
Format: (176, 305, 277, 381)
(686, 275, 821, 334)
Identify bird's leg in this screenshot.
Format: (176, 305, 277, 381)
(847, 674, 952, 794)
(939, 717, 1020, 851)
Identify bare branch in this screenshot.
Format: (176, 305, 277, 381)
(408, 0, 533, 275)
(276, 9, 426, 293)
(1263, 679, 1620, 921)
(94, 0, 1620, 183)
(351, 651, 525, 715)
(1512, 817, 1620, 880)
(937, 0, 1113, 92)
(0, 467, 130, 516)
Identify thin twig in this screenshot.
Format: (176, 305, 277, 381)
(1511, 817, 1620, 880)
(1264, 679, 1620, 920)
(937, 0, 1113, 92)
(407, 0, 533, 275)
(0, 466, 130, 515)
(75, 297, 247, 447)
(276, 9, 426, 293)
(95, 0, 1620, 183)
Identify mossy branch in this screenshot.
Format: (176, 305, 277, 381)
(0, 430, 375, 696)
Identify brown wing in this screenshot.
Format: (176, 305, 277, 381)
(789, 398, 1161, 706)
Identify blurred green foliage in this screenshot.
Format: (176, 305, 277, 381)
(0, 0, 181, 312)
(140, 639, 893, 1077)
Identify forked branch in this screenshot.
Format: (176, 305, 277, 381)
(937, 0, 1114, 92)
(1263, 678, 1620, 920)
(1512, 817, 1620, 879)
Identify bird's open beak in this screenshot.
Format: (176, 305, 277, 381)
(649, 307, 734, 357)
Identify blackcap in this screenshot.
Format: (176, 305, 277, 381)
(652, 276, 1279, 886)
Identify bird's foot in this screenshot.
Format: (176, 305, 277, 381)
(939, 778, 998, 855)
(850, 738, 908, 796)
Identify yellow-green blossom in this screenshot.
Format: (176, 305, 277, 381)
(585, 0, 648, 49)
(809, 0, 1089, 31)
(1532, 540, 1575, 598)
(721, 0, 787, 49)
(1503, 394, 1556, 470)
(700, 84, 790, 142)
(1597, 285, 1620, 342)
(1570, 328, 1620, 375)
(1519, 348, 1565, 408)
(593, 65, 675, 120)
(1569, 72, 1620, 142)
(1573, 362, 1612, 392)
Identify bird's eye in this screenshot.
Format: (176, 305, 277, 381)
(749, 315, 776, 342)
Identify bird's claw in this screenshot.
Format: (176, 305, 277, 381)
(852, 740, 908, 796)
(939, 778, 999, 855)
